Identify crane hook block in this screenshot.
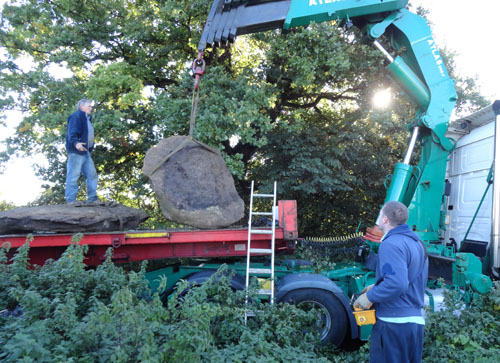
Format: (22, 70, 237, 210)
(192, 58, 206, 76)
(192, 56, 206, 91)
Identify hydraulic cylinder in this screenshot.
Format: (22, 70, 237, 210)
(387, 56, 430, 110)
(384, 162, 413, 204)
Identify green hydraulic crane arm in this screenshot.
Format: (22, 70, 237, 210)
(284, 0, 409, 28)
(198, 0, 458, 241)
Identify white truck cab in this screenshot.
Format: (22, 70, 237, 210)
(444, 101, 500, 277)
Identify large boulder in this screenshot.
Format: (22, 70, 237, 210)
(143, 136, 244, 229)
(0, 201, 149, 235)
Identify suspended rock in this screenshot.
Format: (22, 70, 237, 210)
(143, 136, 244, 229)
(0, 201, 149, 235)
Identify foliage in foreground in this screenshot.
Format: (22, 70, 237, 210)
(1, 241, 499, 362)
(0, 242, 325, 362)
(422, 281, 500, 362)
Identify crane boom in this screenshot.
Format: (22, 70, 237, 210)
(198, 0, 458, 242)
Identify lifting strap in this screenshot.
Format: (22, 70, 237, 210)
(148, 52, 219, 176)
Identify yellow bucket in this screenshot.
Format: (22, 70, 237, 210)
(352, 307, 376, 326)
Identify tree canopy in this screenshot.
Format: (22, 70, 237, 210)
(0, 0, 489, 235)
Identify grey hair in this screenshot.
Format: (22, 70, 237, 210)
(76, 99, 92, 111)
(382, 201, 409, 226)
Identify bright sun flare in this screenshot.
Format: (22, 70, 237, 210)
(372, 88, 392, 109)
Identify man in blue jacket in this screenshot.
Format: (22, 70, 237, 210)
(354, 201, 428, 363)
(65, 99, 98, 203)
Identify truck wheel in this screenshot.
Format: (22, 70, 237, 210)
(280, 288, 347, 346)
(160, 270, 245, 304)
(180, 270, 245, 297)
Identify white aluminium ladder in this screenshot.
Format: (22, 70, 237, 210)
(244, 181, 277, 323)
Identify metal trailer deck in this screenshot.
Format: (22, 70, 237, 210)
(0, 200, 298, 266)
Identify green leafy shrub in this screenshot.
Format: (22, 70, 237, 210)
(423, 282, 500, 362)
(0, 241, 327, 362)
(2, 241, 499, 362)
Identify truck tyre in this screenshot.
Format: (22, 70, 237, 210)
(161, 269, 246, 304)
(185, 269, 245, 289)
(280, 288, 348, 346)
(177, 269, 245, 299)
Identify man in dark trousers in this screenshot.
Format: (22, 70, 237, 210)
(65, 99, 98, 203)
(354, 201, 428, 363)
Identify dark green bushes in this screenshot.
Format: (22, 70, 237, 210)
(423, 282, 500, 362)
(0, 241, 324, 362)
(1, 240, 499, 362)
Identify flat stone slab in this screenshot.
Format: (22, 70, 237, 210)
(143, 136, 244, 229)
(0, 201, 149, 235)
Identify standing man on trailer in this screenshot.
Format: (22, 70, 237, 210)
(65, 98, 99, 203)
(354, 201, 428, 363)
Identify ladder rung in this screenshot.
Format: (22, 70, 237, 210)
(248, 268, 273, 274)
(245, 310, 263, 317)
(250, 229, 273, 234)
(253, 193, 274, 198)
(250, 248, 273, 254)
(252, 212, 273, 216)
(258, 289, 272, 295)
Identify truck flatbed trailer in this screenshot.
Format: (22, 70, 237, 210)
(0, 200, 298, 267)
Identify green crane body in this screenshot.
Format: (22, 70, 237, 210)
(196, 0, 494, 295)
(146, 0, 494, 346)
(199, 0, 457, 243)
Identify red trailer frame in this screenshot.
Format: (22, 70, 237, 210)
(0, 200, 298, 266)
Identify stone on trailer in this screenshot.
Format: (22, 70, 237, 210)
(0, 201, 149, 235)
(143, 136, 244, 229)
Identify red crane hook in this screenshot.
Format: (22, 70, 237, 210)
(192, 51, 205, 91)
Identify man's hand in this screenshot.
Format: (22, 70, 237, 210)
(75, 142, 87, 151)
(354, 293, 373, 310)
(362, 284, 374, 294)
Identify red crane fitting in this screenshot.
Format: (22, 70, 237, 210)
(192, 52, 205, 91)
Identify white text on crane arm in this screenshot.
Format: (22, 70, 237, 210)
(309, 0, 345, 6)
(428, 39, 446, 77)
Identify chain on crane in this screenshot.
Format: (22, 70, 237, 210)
(148, 51, 218, 176)
(190, 51, 205, 137)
